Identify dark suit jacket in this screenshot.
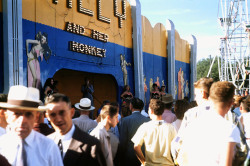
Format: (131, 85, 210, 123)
(119, 112, 150, 166)
(48, 125, 106, 166)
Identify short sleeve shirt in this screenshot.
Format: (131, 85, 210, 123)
(132, 120, 176, 166)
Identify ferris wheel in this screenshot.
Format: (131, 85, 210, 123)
(218, 0, 250, 93)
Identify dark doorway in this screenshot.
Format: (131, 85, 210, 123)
(53, 69, 118, 118)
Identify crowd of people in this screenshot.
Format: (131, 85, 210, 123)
(0, 77, 249, 166)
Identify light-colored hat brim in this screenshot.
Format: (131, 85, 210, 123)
(0, 102, 46, 111)
(74, 103, 95, 111)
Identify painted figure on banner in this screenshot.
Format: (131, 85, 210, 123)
(181, 71, 185, 99)
(144, 77, 148, 106)
(149, 78, 153, 92)
(155, 77, 160, 88)
(175, 85, 178, 98)
(185, 80, 189, 97)
(120, 54, 131, 86)
(26, 31, 52, 88)
(178, 68, 182, 99)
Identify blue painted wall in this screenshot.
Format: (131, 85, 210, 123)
(22, 19, 191, 106)
(143, 52, 167, 107)
(22, 19, 134, 99)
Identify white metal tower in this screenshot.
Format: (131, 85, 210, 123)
(218, 0, 250, 93)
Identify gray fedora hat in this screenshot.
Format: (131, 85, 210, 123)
(161, 94, 174, 104)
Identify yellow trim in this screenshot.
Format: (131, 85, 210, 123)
(22, 0, 133, 48)
(142, 16, 168, 58)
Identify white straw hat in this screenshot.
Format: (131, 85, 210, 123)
(0, 85, 45, 111)
(75, 98, 95, 111)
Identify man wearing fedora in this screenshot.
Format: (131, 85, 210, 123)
(45, 93, 106, 166)
(0, 85, 63, 166)
(161, 94, 177, 123)
(72, 98, 97, 133)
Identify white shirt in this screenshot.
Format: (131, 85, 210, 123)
(58, 124, 75, 158)
(178, 110, 240, 166)
(73, 115, 97, 132)
(0, 127, 6, 136)
(172, 119, 182, 132)
(0, 130, 63, 166)
(132, 120, 176, 166)
(141, 110, 149, 118)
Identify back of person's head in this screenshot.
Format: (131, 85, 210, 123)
(45, 93, 71, 107)
(149, 99, 164, 116)
(233, 95, 243, 108)
(0, 94, 7, 102)
(194, 77, 214, 99)
(100, 105, 118, 120)
(175, 100, 190, 120)
(189, 100, 198, 108)
(152, 83, 158, 88)
(241, 96, 250, 112)
(110, 102, 119, 107)
(209, 81, 235, 103)
(131, 97, 144, 111)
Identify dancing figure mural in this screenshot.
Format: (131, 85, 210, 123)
(26, 31, 52, 88)
(178, 68, 182, 99)
(185, 80, 189, 97)
(120, 54, 131, 86)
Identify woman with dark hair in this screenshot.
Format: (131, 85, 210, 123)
(43, 78, 58, 98)
(150, 83, 160, 99)
(26, 31, 52, 88)
(160, 85, 167, 97)
(121, 85, 133, 101)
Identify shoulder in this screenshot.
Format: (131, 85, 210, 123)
(34, 131, 57, 147)
(74, 126, 100, 145)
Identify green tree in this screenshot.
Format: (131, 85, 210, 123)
(197, 58, 219, 81)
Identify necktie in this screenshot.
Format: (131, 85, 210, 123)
(58, 139, 63, 159)
(16, 140, 27, 166)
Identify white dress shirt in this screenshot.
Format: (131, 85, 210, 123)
(58, 124, 75, 158)
(0, 130, 63, 166)
(0, 126, 6, 136)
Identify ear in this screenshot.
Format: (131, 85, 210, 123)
(201, 90, 207, 99)
(70, 107, 75, 118)
(0, 109, 5, 117)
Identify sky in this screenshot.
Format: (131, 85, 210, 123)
(139, 0, 223, 62)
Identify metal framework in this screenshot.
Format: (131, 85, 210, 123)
(218, 0, 250, 93)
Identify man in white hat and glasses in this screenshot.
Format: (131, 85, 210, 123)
(72, 98, 97, 133)
(0, 85, 63, 166)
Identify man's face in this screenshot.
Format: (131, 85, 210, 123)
(46, 101, 74, 135)
(108, 112, 119, 128)
(5, 109, 36, 139)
